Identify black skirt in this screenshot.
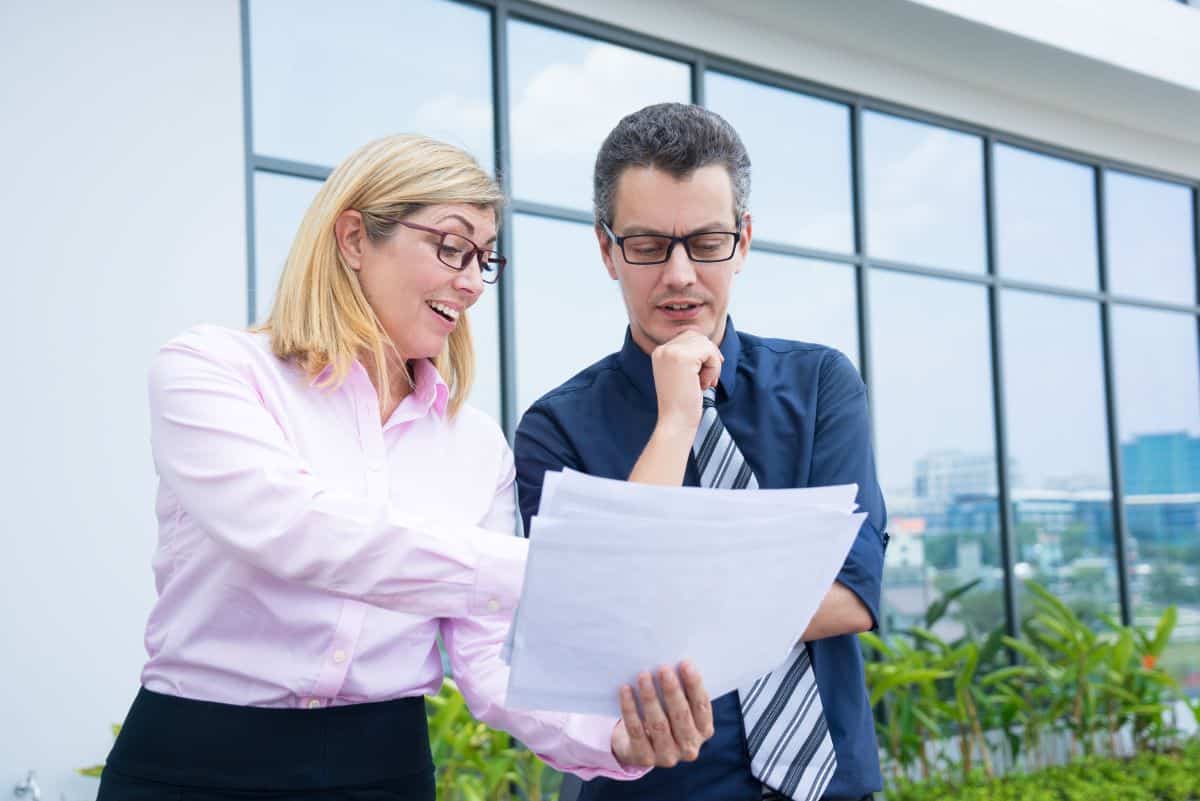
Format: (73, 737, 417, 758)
(96, 688, 435, 800)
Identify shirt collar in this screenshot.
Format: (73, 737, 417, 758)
(617, 316, 742, 403)
(309, 357, 449, 420)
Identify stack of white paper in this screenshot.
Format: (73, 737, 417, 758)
(502, 468, 865, 718)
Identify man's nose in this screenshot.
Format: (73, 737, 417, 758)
(660, 241, 697, 288)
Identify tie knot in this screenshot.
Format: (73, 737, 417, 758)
(702, 388, 717, 408)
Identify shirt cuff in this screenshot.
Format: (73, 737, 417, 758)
(558, 715, 653, 782)
(469, 532, 529, 615)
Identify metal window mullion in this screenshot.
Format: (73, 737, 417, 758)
(850, 102, 874, 423)
(492, 0, 519, 440)
(692, 53, 706, 106)
(984, 135, 1020, 640)
(240, 0, 257, 324)
(1096, 168, 1135, 627)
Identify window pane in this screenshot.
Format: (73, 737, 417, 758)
(1112, 306, 1200, 692)
(1105, 171, 1197, 305)
(467, 281, 503, 425)
(253, 171, 323, 322)
(733, 252, 858, 368)
(1000, 291, 1117, 622)
(512, 215, 628, 414)
(705, 73, 853, 253)
(864, 112, 986, 273)
(250, 0, 494, 170)
(869, 270, 1001, 639)
(994, 145, 1099, 291)
(507, 22, 690, 211)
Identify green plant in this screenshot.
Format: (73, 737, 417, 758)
(863, 579, 1195, 792)
(426, 678, 561, 801)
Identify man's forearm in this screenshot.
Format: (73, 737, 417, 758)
(628, 423, 695, 486)
(801, 581, 873, 641)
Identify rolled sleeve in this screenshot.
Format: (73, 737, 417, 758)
(810, 351, 889, 630)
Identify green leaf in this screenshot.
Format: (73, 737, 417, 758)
(924, 579, 982, 628)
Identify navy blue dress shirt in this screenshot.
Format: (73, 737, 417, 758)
(514, 317, 888, 801)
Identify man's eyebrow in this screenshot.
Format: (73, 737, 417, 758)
(618, 221, 733, 236)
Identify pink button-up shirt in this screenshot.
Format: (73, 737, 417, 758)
(140, 324, 637, 780)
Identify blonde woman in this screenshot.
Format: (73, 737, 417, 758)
(97, 135, 713, 801)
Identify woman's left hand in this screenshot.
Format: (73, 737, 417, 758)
(610, 660, 714, 769)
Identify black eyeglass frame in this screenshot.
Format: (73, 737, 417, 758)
(600, 220, 743, 265)
(394, 220, 508, 284)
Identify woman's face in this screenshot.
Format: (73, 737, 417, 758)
(338, 203, 497, 363)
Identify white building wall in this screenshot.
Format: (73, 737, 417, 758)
(1, 1, 1197, 799)
(0, 2, 245, 799)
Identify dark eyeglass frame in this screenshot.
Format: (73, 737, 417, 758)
(600, 220, 742, 265)
(394, 220, 507, 284)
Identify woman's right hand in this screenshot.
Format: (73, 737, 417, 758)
(610, 661, 714, 768)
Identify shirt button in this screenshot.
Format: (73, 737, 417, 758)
(486, 599, 500, 613)
(307, 699, 322, 709)
(333, 649, 347, 664)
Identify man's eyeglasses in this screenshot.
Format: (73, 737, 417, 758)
(395, 220, 507, 284)
(600, 221, 741, 266)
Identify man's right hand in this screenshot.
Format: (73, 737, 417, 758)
(649, 331, 724, 434)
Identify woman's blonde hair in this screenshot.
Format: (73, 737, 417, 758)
(262, 134, 503, 418)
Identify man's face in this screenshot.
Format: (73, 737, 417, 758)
(597, 164, 751, 354)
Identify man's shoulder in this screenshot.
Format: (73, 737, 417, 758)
(737, 330, 851, 371)
(525, 351, 625, 416)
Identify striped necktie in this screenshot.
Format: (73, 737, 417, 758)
(692, 388, 838, 801)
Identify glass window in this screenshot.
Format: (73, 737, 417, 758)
(1104, 171, 1197, 305)
(466, 281, 503, 425)
(733, 252, 858, 367)
(863, 112, 986, 274)
(1000, 290, 1117, 622)
(1112, 306, 1200, 693)
(994, 145, 1099, 291)
(507, 21, 691, 211)
(868, 270, 1001, 640)
(705, 73, 853, 254)
(250, 0, 494, 170)
(252, 171, 323, 322)
(512, 214, 629, 414)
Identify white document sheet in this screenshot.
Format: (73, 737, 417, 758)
(502, 470, 865, 717)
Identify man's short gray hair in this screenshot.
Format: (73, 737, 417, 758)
(593, 103, 751, 226)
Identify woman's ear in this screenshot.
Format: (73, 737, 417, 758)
(334, 210, 367, 271)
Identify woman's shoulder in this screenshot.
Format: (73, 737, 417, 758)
(151, 324, 279, 381)
(446, 402, 510, 453)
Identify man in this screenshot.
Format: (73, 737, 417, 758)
(514, 103, 888, 801)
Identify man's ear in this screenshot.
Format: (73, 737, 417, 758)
(335, 210, 367, 271)
(596, 224, 619, 281)
(734, 212, 752, 275)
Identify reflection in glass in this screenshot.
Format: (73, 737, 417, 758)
(253, 171, 323, 322)
(512, 215, 629, 415)
(863, 112, 986, 273)
(1112, 306, 1200, 693)
(994, 145, 1098, 291)
(733, 252, 858, 368)
(250, 0, 494, 170)
(507, 21, 690, 211)
(1000, 291, 1117, 623)
(706, 73, 853, 254)
(1105, 171, 1197, 305)
(868, 270, 1000, 640)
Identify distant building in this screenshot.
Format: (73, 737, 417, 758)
(1122, 431, 1200, 495)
